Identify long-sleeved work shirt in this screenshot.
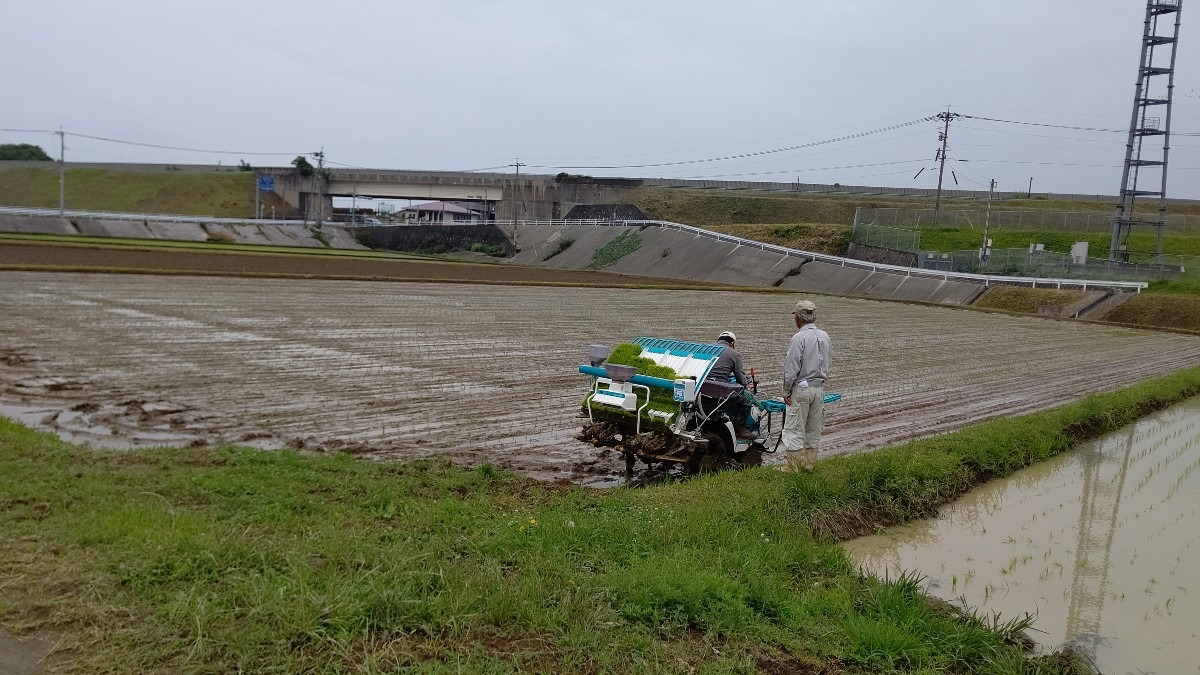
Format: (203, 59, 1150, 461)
(706, 342, 749, 386)
(782, 323, 832, 394)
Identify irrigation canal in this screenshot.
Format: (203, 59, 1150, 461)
(845, 397, 1200, 675)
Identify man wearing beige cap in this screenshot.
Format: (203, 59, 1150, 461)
(781, 299, 832, 471)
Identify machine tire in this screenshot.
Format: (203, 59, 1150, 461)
(738, 446, 763, 468)
(688, 431, 732, 474)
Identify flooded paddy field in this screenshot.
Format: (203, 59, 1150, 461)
(846, 398, 1200, 675)
(2, 271, 1200, 480)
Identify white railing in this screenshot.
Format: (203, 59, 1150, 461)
(0, 208, 1150, 291)
(0, 205, 310, 226)
(500, 218, 1149, 292)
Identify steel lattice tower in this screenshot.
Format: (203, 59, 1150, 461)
(1110, 0, 1184, 263)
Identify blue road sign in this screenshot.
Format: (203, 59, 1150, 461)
(257, 176, 276, 192)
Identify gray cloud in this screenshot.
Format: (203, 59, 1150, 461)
(2, 0, 1197, 196)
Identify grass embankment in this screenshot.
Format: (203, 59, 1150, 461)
(703, 223, 852, 256)
(972, 288, 1088, 315)
(916, 227, 1200, 258)
(0, 168, 291, 217)
(7, 370, 1200, 672)
(968, 278, 1200, 332)
(627, 188, 870, 228)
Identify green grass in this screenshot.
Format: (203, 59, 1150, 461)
(0, 168, 292, 217)
(588, 230, 642, 269)
(972, 288, 1088, 315)
(1146, 277, 1200, 296)
(1103, 294, 1200, 332)
(915, 227, 1200, 259)
(6, 367, 1196, 674)
(703, 223, 853, 256)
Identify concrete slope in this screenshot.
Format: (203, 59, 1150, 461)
(1078, 292, 1135, 321)
(0, 213, 366, 250)
(511, 223, 985, 304)
(1058, 291, 1109, 318)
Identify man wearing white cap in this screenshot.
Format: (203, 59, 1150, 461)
(706, 330, 755, 439)
(781, 300, 832, 471)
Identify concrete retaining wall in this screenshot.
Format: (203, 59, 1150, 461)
(352, 224, 515, 254)
(0, 213, 366, 250)
(511, 223, 987, 304)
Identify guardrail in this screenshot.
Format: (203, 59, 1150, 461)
(0, 206, 311, 226)
(494, 218, 1149, 292)
(0, 208, 1149, 291)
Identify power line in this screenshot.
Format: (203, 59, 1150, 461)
(963, 114, 1200, 137)
(648, 128, 933, 177)
(66, 131, 304, 156)
(671, 159, 927, 180)
(524, 116, 938, 170)
(500, 108, 939, 163)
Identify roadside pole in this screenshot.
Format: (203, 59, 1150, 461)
(57, 127, 65, 216)
(983, 179, 995, 263)
(255, 175, 274, 221)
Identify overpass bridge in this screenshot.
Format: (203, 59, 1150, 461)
(9, 161, 1199, 224)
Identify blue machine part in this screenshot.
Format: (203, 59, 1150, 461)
(578, 365, 674, 390)
(632, 337, 724, 382)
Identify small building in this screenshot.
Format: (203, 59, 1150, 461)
(399, 201, 482, 225)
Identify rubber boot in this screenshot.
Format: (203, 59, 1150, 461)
(785, 450, 806, 472)
(802, 448, 818, 472)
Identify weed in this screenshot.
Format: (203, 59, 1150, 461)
(587, 230, 641, 269)
(310, 227, 331, 248)
(468, 242, 507, 257)
(542, 237, 574, 261)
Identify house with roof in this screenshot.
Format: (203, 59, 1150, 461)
(399, 201, 483, 224)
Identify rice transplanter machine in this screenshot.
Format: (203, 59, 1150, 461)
(576, 337, 839, 474)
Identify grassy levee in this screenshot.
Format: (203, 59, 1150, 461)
(971, 288, 1088, 314)
(627, 188, 876, 228)
(0, 168, 291, 217)
(1103, 293, 1200, 332)
(916, 227, 1200, 258)
(5, 369, 1200, 672)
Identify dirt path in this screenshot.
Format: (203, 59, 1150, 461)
(4, 272, 1200, 480)
(0, 630, 57, 675)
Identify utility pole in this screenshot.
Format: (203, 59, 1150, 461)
(313, 148, 326, 225)
(982, 179, 996, 263)
(933, 107, 961, 223)
(509, 158, 526, 220)
(56, 127, 65, 216)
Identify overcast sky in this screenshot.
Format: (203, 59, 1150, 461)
(3, 0, 1198, 197)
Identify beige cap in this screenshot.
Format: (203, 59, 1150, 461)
(792, 300, 817, 314)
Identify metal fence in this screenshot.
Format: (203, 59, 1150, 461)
(606, 219, 1147, 291)
(855, 206, 1200, 233)
(850, 222, 922, 252)
(917, 248, 1193, 281)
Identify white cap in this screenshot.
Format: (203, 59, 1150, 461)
(718, 330, 737, 343)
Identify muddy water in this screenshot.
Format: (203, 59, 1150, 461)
(844, 399, 1200, 675)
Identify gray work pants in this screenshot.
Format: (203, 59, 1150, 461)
(782, 385, 823, 470)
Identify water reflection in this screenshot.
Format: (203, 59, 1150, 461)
(844, 398, 1200, 675)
